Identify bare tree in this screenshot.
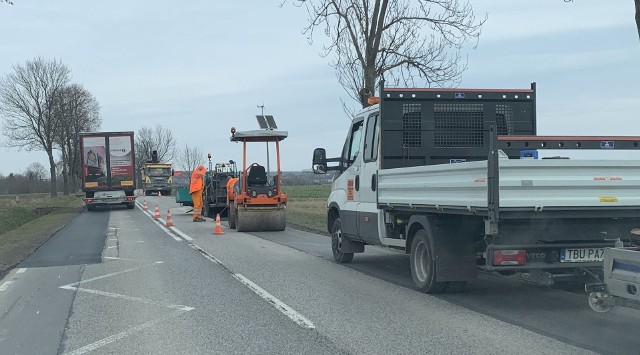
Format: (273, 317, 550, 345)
(24, 162, 46, 193)
(286, 0, 485, 108)
(53, 84, 101, 194)
(177, 144, 203, 183)
(0, 57, 71, 197)
(135, 125, 176, 163)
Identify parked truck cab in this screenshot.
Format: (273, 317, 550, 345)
(314, 82, 640, 293)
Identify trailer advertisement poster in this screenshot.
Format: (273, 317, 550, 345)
(82, 136, 107, 188)
(108, 136, 134, 187)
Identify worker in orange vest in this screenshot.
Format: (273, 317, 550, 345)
(190, 165, 207, 222)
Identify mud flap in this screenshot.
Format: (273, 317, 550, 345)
(408, 215, 477, 282)
(341, 236, 365, 253)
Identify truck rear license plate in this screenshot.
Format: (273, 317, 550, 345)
(560, 248, 605, 263)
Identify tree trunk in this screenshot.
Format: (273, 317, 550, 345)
(361, 65, 377, 108)
(62, 169, 69, 195)
(48, 152, 58, 198)
(635, 0, 640, 41)
(61, 148, 70, 195)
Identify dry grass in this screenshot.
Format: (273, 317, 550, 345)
(284, 185, 330, 234)
(0, 194, 84, 276)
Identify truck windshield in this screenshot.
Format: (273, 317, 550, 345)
(147, 168, 171, 176)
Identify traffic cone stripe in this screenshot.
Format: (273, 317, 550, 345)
(213, 213, 224, 235)
(154, 205, 160, 219)
(143, 200, 148, 211)
(165, 209, 174, 227)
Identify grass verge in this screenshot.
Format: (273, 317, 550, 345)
(284, 185, 330, 235)
(0, 195, 84, 277)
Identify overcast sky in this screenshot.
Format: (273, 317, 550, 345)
(0, 1, 638, 174)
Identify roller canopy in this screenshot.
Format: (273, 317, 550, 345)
(230, 130, 288, 142)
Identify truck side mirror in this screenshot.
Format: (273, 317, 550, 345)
(312, 148, 327, 174)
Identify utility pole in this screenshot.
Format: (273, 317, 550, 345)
(257, 103, 270, 180)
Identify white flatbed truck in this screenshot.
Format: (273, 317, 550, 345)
(312, 82, 640, 293)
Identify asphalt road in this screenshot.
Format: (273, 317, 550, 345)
(1, 194, 638, 354)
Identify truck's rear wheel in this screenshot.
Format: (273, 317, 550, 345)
(331, 218, 353, 263)
(410, 229, 446, 293)
(87, 205, 96, 211)
(126, 203, 135, 209)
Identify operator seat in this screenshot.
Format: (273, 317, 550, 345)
(247, 165, 268, 187)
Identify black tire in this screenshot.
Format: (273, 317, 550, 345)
(144, 190, 150, 196)
(86, 205, 96, 211)
(126, 203, 135, 209)
(228, 206, 237, 229)
(164, 190, 172, 197)
(331, 218, 354, 263)
(410, 229, 446, 293)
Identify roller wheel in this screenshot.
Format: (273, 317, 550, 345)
(331, 218, 353, 263)
(229, 206, 237, 229)
(410, 229, 446, 293)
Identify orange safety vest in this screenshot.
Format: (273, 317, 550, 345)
(189, 166, 206, 194)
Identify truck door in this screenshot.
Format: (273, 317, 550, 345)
(356, 113, 381, 243)
(336, 118, 365, 238)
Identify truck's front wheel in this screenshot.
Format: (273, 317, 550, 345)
(331, 218, 353, 263)
(410, 230, 446, 293)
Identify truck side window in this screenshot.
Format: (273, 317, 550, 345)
(363, 114, 379, 162)
(343, 120, 364, 169)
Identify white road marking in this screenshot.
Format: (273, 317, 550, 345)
(108, 238, 118, 241)
(63, 309, 191, 355)
(135, 203, 181, 241)
(170, 227, 193, 241)
(233, 273, 315, 329)
(137, 241, 145, 243)
(186, 243, 222, 265)
(138, 200, 315, 330)
(107, 246, 117, 249)
(16, 268, 27, 274)
(61, 265, 149, 288)
(60, 286, 193, 311)
(0, 281, 15, 291)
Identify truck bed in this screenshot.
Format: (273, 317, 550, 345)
(377, 159, 640, 212)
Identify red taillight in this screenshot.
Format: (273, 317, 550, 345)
(126, 197, 135, 201)
(86, 198, 93, 203)
(493, 250, 526, 266)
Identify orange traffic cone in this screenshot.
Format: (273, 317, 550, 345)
(213, 214, 224, 235)
(154, 205, 160, 219)
(158, 191, 162, 197)
(143, 200, 148, 211)
(165, 209, 174, 227)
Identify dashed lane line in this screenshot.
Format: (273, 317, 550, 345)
(134, 199, 316, 329)
(0, 280, 15, 292)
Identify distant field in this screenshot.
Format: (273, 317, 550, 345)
(284, 185, 330, 234)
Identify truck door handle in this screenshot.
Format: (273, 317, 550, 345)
(355, 175, 360, 191)
(371, 174, 377, 191)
